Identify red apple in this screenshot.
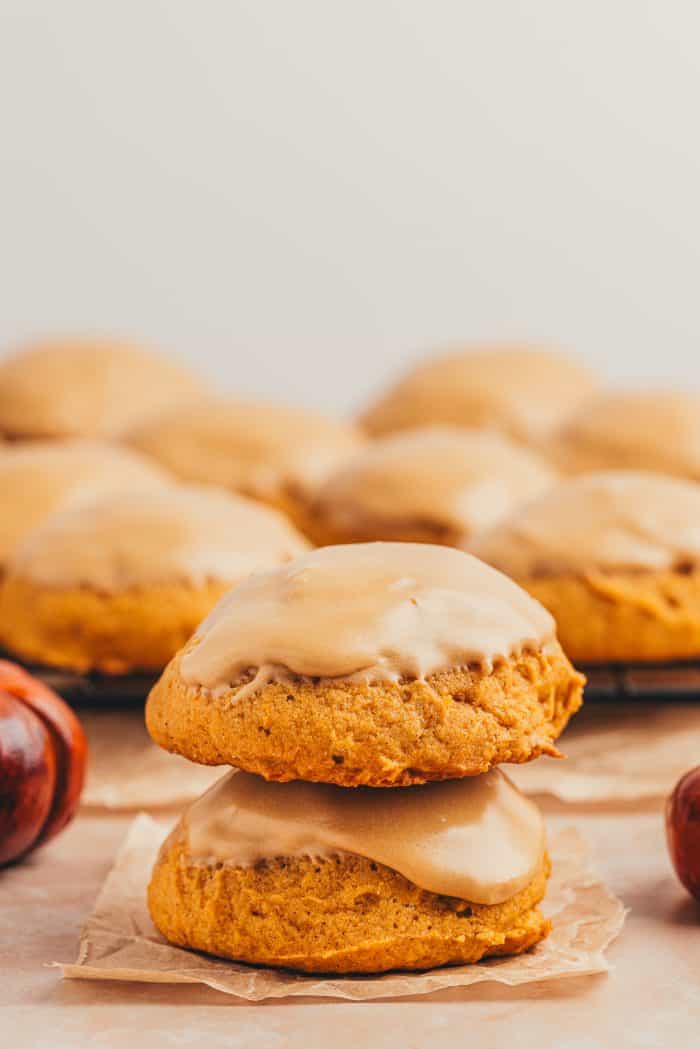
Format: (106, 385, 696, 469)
(0, 660, 87, 866)
(666, 765, 700, 901)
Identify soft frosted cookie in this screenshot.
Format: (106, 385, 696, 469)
(310, 426, 556, 546)
(473, 472, 700, 664)
(0, 340, 205, 439)
(553, 390, 700, 479)
(126, 396, 364, 532)
(148, 767, 551, 973)
(0, 440, 168, 575)
(0, 485, 309, 674)
(360, 347, 599, 443)
(146, 543, 583, 785)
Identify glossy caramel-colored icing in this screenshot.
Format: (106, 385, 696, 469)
(0, 440, 168, 568)
(473, 471, 700, 577)
(11, 484, 309, 589)
(361, 347, 599, 441)
(181, 542, 554, 689)
(315, 426, 555, 539)
(127, 397, 364, 498)
(557, 390, 700, 479)
(186, 767, 545, 905)
(0, 340, 205, 438)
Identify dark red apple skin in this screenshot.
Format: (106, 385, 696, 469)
(0, 661, 87, 866)
(666, 766, 700, 901)
(0, 693, 56, 864)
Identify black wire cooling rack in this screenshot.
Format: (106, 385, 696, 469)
(6, 652, 700, 705)
(579, 660, 700, 700)
(0, 653, 158, 706)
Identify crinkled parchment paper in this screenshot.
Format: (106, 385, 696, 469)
(510, 701, 700, 803)
(60, 815, 625, 1002)
(81, 711, 221, 810)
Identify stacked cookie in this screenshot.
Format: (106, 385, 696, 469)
(146, 542, 584, 973)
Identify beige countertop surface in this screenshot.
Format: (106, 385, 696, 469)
(4, 799, 700, 1049)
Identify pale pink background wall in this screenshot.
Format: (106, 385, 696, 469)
(1, 1, 699, 411)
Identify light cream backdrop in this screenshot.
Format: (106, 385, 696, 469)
(1, 1, 699, 411)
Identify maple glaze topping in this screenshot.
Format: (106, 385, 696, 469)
(186, 767, 546, 906)
(474, 471, 700, 577)
(181, 542, 554, 688)
(12, 484, 309, 589)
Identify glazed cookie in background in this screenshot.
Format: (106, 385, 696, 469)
(126, 396, 365, 532)
(0, 340, 206, 439)
(146, 542, 584, 786)
(0, 485, 309, 675)
(553, 389, 700, 479)
(472, 471, 700, 664)
(148, 767, 551, 973)
(359, 347, 599, 444)
(310, 426, 556, 547)
(0, 441, 169, 575)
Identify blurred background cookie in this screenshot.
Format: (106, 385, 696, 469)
(0, 340, 206, 440)
(360, 347, 599, 444)
(473, 471, 700, 664)
(126, 396, 364, 534)
(0, 441, 168, 576)
(553, 390, 700, 479)
(0, 484, 308, 675)
(310, 426, 556, 547)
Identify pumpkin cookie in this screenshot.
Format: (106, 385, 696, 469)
(0, 485, 308, 674)
(0, 440, 168, 575)
(146, 543, 583, 785)
(148, 767, 551, 973)
(0, 340, 205, 439)
(360, 347, 599, 443)
(473, 471, 700, 663)
(126, 396, 364, 532)
(553, 390, 700, 479)
(310, 426, 555, 546)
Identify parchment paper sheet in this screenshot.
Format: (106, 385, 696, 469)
(60, 815, 625, 1002)
(509, 700, 700, 803)
(81, 711, 221, 810)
